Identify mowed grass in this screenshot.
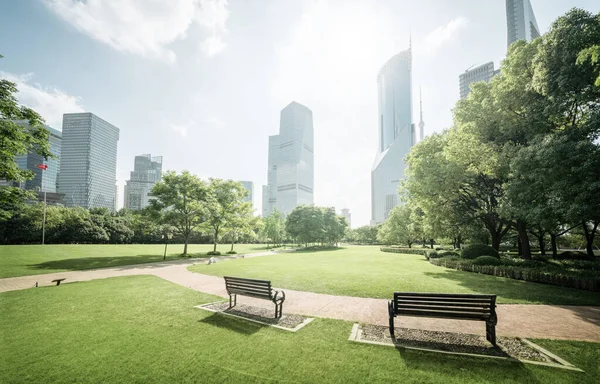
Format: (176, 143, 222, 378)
(1, 276, 598, 384)
(189, 246, 600, 305)
(0, 244, 268, 278)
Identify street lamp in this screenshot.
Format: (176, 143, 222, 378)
(36, 163, 48, 245)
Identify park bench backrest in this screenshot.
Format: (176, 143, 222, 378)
(224, 276, 273, 299)
(392, 292, 496, 321)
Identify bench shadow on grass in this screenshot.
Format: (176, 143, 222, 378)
(198, 312, 266, 335)
(395, 347, 541, 383)
(27, 254, 208, 272)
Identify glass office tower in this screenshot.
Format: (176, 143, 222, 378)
(14, 125, 62, 193)
(371, 48, 414, 225)
(240, 180, 254, 206)
(506, 0, 540, 48)
(124, 154, 163, 211)
(264, 102, 314, 217)
(58, 112, 120, 211)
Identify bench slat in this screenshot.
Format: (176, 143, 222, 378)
(228, 288, 272, 297)
(398, 310, 491, 320)
(395, 296, 493, 304)
(226, 282, 272, 291)
(397, 300, 492, 308)
(397, 304, 491, 314)
(224, 276, 271, 285)
(394, 292, 495, 299)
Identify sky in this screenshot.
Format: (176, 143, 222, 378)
(1, 0, 597, 227)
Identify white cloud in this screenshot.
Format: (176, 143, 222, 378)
(423, 16, 468, 54)
(1, 71, 84, 128)
(44, 0, 229, 62)
(169, 122, 192, 138)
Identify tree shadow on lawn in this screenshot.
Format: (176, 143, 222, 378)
(27, 254, 210, 272)
(422, 269, 600, 307)
(395, 347, 542, 383)
(198, 312, 266, 335)
(294, 246, 347, 253)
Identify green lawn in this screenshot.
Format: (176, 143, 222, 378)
(189, 246, 600, 305)
(1, 276, 597, 383)
(0, 244, 270, 278)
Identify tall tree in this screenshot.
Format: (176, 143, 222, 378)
(148, 171, 208, 256)
(204, 179, 248, 253)
(262, 208, 285, 248)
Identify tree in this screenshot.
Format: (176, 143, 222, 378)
(285, 205, 324, 246)
(203, 179, 249, 254)
(352, 225, 379, 244)
(261, 209, 285, 248)
(223, 200, 258, 252)
(1, 64, 55, 220)
(322, 207, 347, 246)
(148, 171, 208, 256)
(377, 205, 418, 247)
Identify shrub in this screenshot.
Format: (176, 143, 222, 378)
(226, 250, 237, 255)
(472, 256, 503, 266)
(206, 251, 221, 256)
(462, 244, 499, 259)
(556, 251, 594, 261)
(380, 247, 428, 256)
(438, 251, 460, 258)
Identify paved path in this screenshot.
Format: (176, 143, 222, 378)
(2, 254, 599, 342)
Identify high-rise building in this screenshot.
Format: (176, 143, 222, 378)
(264, 102, 314, 216)
(371, 47, 414, 225)
(341, 208, 351, 229)
(58, 112, 120, 211)
(240, 180, 254, 206)
(14, 125, 62, 193)
(459, 62, 498, 99)
(124, 154, 163, 211)
(506, 0, 540, 49)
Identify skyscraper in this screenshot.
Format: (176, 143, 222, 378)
(264, 102, 314, 217)
(14, 125, 62, 193)
(240, 180, 254, 206)
(262, 185, 269, 217)
(371, 47, 414, 225)
(341, 208, 351, 229)
(124, 154, 163, 211)
(58, 112, 119, 211)
(418, 88, 425, 142)
(459, 62, 498, 99)
(506, 0, 540, 49)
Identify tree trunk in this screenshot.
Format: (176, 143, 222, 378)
(230, 242, 234, 252)
(491, 233, 501, 252)
(183, 240, 188, 256)
(213, 227, 219, 253)
(430, 239, 434, 249)
(452, 238, 456, 249)
(408, 241, 412, 248)
(516, 220, 532, 260)
(582, 221, 599, 259)
(550, 233, 558, 258)
(538, 233, 546, 256)
(457, 235, 462, 249)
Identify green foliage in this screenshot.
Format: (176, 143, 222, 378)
(438, 251, 460, 258)
(206, 251, 221, 256)
(556, 251, 594, 261)
(472, 256, 503, 266)
(226, 250, 237, 255)
(285, 205, 347, 246)
(148, 171, 209, 255)
(348, 225, 379, 244)
(261, 208, 285, 246)
(462, 244, 499, 260)
(0, 67, 55, 219)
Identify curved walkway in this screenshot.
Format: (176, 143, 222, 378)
(1, 255, 599, 342)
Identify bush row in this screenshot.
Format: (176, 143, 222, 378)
(430, 257, 600, 291)
(380, 247, 438, 258)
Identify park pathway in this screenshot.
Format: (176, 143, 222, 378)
(1, 253, 599, 342)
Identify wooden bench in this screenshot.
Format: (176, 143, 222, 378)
(224, 276, 285, 318)
(51, 278, 66, 286)
(388, 292, 498, 345)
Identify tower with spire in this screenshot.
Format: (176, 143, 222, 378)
(418, 87, 424, 142)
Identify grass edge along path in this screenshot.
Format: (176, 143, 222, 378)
(189, 246, 600, 306)
(1, 275, 598, 384)
(0, 244, 272, 278)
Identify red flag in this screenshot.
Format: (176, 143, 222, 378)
(36, 164, 48, 170)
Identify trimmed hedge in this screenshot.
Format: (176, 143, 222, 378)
(380, 247, 438, 258)
(430, 257, 600, 291)
(206, 251, 221, 256)
(462, 244, 499, 259)
(472, 256, 503, 266)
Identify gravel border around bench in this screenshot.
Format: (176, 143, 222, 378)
(350, 324, 583, 372)
(195, 301, 314, 332)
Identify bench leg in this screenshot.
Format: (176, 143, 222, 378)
(388, 300, 395, 339)
(486, 320, 496, 346)
(274, 301, 283, 318)
(56, 281, 61, 286)
(229, 294, 236, 308)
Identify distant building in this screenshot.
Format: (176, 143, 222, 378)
(57, 112, 119, 211)
(506, 0, 540, 49)
(459, 62, 497, 99)
(371, 46, 414, 225)
(14, 125, 62, 193)
(341, 208, 351, 229)
(240, 180, 254, 206)
(264, 102, 314, 216)
(124, 154, 163, 211)
(418, 88, 425, 142)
